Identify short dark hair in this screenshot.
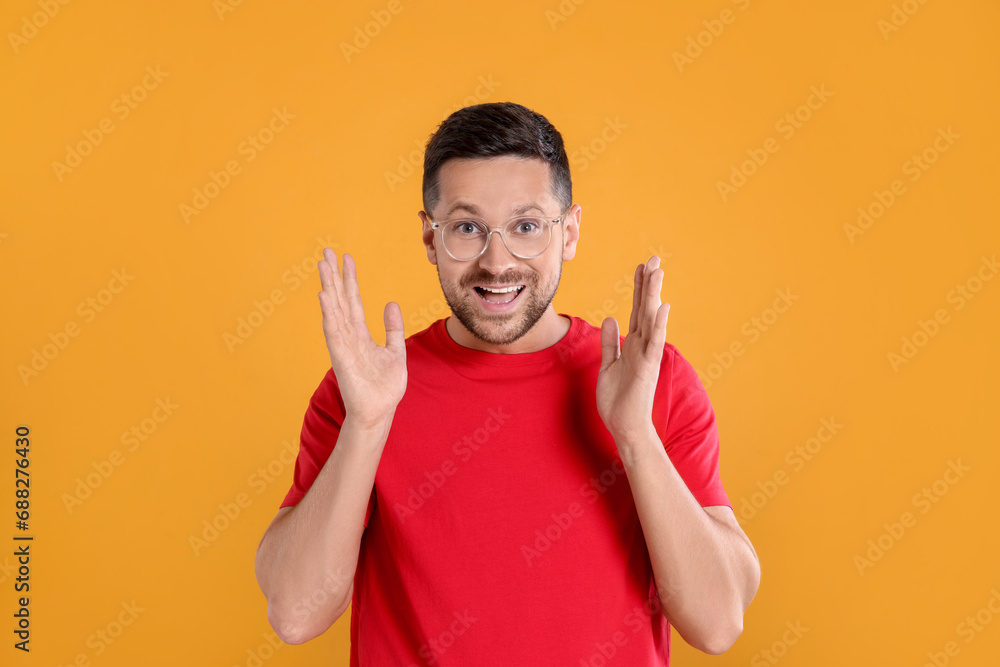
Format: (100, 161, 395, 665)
(422, 102, 572, 216)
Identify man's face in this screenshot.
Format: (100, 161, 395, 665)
(420, 155, 578, 347)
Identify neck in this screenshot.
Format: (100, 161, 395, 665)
(445, 307, 571, 354)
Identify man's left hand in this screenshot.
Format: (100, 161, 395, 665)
(596, 255, 671, 443)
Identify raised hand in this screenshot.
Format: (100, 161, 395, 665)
(317, 248, 407, 428)
(596, 255, 671, 442)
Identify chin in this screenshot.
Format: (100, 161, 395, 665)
(452, 289, 552, 346)
(470, 320, 532, 346)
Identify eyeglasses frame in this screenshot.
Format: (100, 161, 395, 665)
(428, 204, 574, 261)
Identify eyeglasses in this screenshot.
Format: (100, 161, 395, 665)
(429, 205, 572, 261)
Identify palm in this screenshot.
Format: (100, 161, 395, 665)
(318, 250, 407, 426)
(597, 334, 657, 427)
(596, 257, 670, 439)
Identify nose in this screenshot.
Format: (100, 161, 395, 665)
(477, 229, 518, 275)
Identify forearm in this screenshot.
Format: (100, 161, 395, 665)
(615, 424, 759, 654)
(255, 415, 392, 644)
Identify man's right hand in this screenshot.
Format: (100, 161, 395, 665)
(317, 248, 407, 428)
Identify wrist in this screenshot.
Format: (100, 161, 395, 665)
(342, 412, 396, 439)
(610, 420, 660, 465)
(607, 416, 657, 444)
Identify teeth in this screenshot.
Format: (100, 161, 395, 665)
(480, 285, 522, 293)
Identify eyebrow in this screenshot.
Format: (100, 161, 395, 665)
(441, 201, 546, 218)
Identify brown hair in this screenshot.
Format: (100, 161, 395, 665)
(422, 102, 572, 216)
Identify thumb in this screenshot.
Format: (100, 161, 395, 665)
(600, 317, 620, 371)
(384, 302, 405, 353)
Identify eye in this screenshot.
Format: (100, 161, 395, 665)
(511, 218, 543, 235)
(452, 220, 484, 235)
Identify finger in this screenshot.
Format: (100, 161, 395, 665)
(641, 259, 662, 340)
(628, 263, 643, 335)
(318, 248, 334, 294)
(318, 252, 347, 329)
(342, 253, 368, 327)
(600, 316, 620, 372)
(384, 301, 405, 353)
(324, 248, 350, 320)
(318, 248, 337, 301)
(648, 302, 670, 364)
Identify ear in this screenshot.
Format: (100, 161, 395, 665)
(561, 204, 581, 262)
(419, 211, 438, 265)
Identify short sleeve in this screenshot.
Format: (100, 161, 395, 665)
(280, 368, 377, 528)
(655, 345, 732, 508)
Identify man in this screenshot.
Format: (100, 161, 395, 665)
(254, 102, 760, 665)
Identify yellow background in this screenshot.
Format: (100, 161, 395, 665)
(2, 0, 998, 664)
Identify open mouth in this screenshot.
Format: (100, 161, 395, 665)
(474, 284, 525, 306)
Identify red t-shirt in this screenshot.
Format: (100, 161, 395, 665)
(280, 314, 731, 666)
